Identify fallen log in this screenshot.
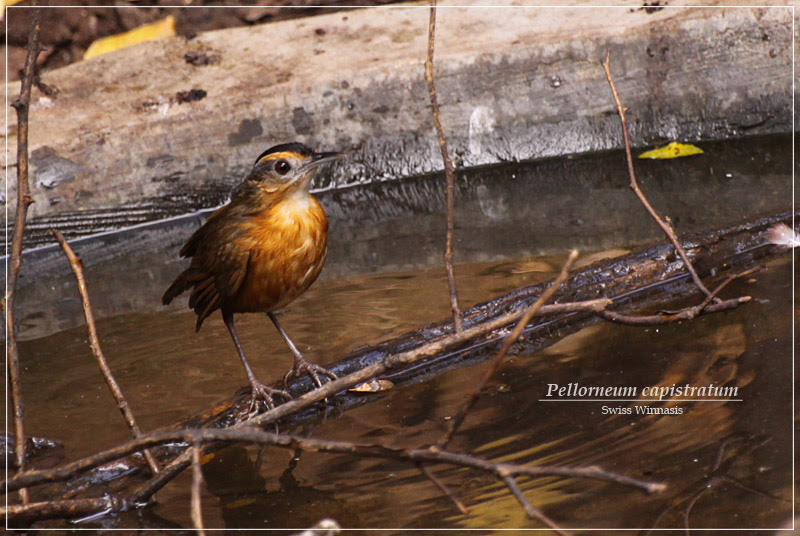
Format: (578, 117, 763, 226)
(2, 208, 794, 523)
(4, 3, 793, 248)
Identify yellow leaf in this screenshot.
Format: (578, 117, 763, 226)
(638, 142, 704, 160)
(84, 15, 176, 60)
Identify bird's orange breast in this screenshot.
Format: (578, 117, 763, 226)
(228, 193, 328, 313)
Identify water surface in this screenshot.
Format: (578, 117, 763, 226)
(13, 253, 793, 531)
(7, 133, 793, 531)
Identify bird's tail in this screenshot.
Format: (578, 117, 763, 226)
(162, 270, 192, 305)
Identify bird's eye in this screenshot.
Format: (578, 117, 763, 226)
(274, 160, 291, 175)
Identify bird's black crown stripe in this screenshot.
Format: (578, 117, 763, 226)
(254, 142, 313, 164)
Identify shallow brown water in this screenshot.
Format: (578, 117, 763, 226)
(6, 134, 794, 531)
(12, 251, 794, 532)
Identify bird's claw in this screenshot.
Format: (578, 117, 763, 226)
(247, 382, 292, 415)
(284, 358, 337, 389)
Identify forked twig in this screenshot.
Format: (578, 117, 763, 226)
(697, 267, 757, 310)
(595, 296, 750, 326)
(3, 428, 665, 511)
(597, 267, 756, 327)
(601, 52, 715, 300)
(439, 250, 580, 448)
(51, 230, 160, 477)
(6, 5, 43, 505)
(424, 0, 463, 333)
(17, 252, 747, 515)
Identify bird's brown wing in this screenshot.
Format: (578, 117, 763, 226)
(188, 241, 251, 331)
(179, 204, 230, 258)
(163, 204, 253, 331)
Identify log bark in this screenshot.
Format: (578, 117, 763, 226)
(4, 1, 794, 247)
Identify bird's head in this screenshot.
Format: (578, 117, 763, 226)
(247, 142, 344, 196)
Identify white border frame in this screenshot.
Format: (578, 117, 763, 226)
(4, 2, 795, 532)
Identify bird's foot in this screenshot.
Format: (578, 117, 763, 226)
(284, 356, 337, 389)
(247, 381, 292, 414)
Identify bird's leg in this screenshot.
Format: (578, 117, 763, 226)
(223, 311, 291, 413)
(268, 312, 337, 388)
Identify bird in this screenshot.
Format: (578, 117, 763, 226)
(162, 142, 343, 411)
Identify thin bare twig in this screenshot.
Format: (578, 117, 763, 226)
(697, 267, 757, 310)
(129, 449, 192, 506)
(417, 463, 469, 515)
(191, 444, 206, 536)
(601, 52, 715, 300)
(50, 229, 160, 477)
(424, 0, 463, 333)
(439, 250, 580, 448)
(3, 496, 124, 525)
(500, 473, 571, 535)
(4, 278, 748, 515)
(595, 296, 750, 326)
(5, 6, 43, 505)
(3, 428, 664, 501)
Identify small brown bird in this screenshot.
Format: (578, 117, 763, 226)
(163, 143, 343, 410)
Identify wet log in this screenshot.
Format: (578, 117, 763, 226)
(1, 208, 793, 521)
(0, 435, 61, 469)
(181, 210, 795, 427)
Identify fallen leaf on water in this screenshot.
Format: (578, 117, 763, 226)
(349, 379, 394, 393)
(638, 142, 704, 160)
(84, 15, 176, 60)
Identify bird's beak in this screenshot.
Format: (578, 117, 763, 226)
(303, 151, 346, 171)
